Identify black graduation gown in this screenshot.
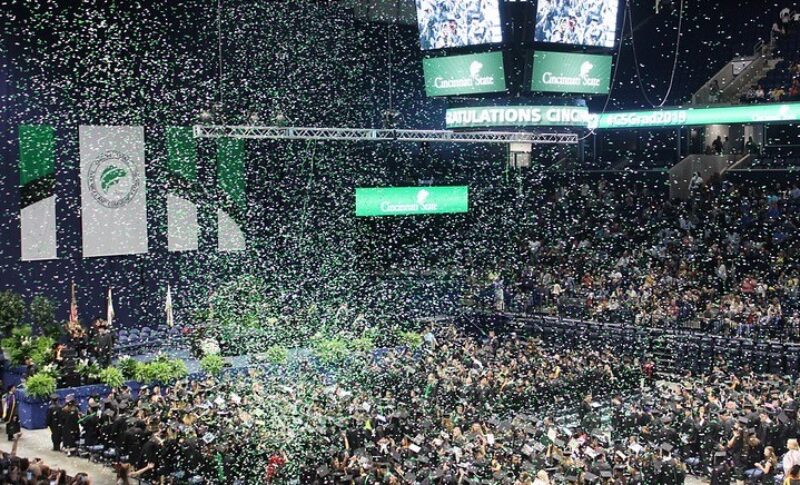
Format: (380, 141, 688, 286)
(159, 438, 180, 476)
(99, 415, 116, 447)
(95, 332, 114, 366)
(46, 404, 62, 448)
(111, 416, 128, 449)
(137, 438, 162, 478)
(82, 412, 100, 446)
(123, 428, 147, 464)
(60, 407, 80, 448)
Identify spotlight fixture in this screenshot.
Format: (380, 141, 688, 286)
(272, 109, 289, 127)
(247, 111, 261, 125)
(382, 109, 401, 129)
(198, 109, 213, 123)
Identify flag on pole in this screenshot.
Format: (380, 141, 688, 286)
(107, 287, 115, 328)
(165, 285, 174, 328)
(69, 281, 78, 325)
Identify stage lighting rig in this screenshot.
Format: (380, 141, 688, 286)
(382, 109, 402, 129)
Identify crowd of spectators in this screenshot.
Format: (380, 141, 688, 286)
(740, 7, 800, 104)
(771, 7, 800, 42)
(0, 433, 89, 485)
(741, 75, 800, 104)
(503, 178, 800, 340)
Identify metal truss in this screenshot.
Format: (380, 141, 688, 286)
(193, 125, 579, 145)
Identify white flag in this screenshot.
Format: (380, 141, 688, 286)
(79, 126, 148, 258)
(107, 287, 115, 327)
(217, 209, 245, 252)
(168, 194, 198, 252)
(19, 125, 58, 261)
(165, 285, 174, 328)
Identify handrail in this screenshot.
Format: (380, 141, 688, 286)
(753, 39, 764, 57)
(720, 57, 768, 96)
(510, 312, 800, 347)
(691, 37, 774, 105)
(692, 61, 743, 105)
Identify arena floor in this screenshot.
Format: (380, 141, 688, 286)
(12, 429, 115, 485)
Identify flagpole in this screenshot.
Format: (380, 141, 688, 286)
(107, 287, 114, 331)
(165, 285, 174, 349)
(69, 281, 78, 326)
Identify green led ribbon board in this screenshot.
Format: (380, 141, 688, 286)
(355, 186, 469, 217)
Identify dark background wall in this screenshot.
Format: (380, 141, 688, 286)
(0, 0, 789, 328)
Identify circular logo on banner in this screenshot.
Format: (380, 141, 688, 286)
(87, 150, 140, 208)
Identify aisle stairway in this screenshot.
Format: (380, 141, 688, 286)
(691, 40, 779, 105)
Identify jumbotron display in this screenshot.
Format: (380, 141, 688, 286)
(415, 0, 503, 50)
(534, 0, 620, 48)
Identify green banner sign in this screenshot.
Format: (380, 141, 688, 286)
(445, 106, 590, 129)
(355, 186, 469, 217)
(591, 102, 800, 129)
(531, 51, 612, 95)
(423, 52, 506, 97)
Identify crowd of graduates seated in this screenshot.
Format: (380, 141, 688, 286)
(503, 177, 800, 341)
(30, 323, 800, 484)
(42, 326, 643, 484)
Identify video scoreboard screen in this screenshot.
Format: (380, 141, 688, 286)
(534, 0, 620, 48)
(415, 0, 503, 50)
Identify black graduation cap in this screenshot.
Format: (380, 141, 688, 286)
(316, 465, 330, 477)
(661, 443, 673, 453)
(566, 475, 579, 483)
(600, 470, 613, 478)
(778, 412, 791, 424)
(584, 472, 600, 483)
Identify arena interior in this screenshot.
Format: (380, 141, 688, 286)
(1, 0, 800, 484)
